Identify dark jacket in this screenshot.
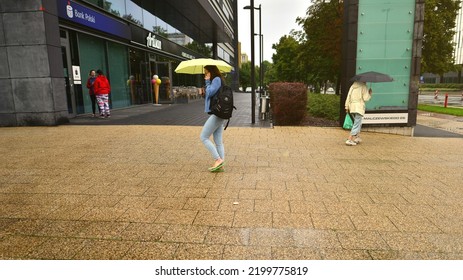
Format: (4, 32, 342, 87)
(86, 77, 96, 95)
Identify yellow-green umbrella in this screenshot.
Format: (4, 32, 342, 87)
(174, 58, 232, 74)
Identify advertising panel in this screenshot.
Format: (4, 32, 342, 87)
(356, 0, 415, 112)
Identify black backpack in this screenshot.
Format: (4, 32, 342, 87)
(209, 84, 237, 130)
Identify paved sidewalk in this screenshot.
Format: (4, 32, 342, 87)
(1, 122, 463, 260)
(68, 92, 271, 128)
(1, 93, 463, 260)
(415, 111, 463, 137)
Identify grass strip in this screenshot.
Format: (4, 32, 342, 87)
(418, 104, 463, 116)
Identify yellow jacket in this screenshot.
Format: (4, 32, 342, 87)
(345, 82, 371, 116)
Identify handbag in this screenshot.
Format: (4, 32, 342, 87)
(343, 114, 353, 130)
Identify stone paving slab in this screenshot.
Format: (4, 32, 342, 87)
(414, 111, 463, 137)
(0, 124, 462, 260)
(68, 92, 271, 128)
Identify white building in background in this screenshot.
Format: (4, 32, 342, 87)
(167, 33, 193, 46)
(241, 53, 249, 64)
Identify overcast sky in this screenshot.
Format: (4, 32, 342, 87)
(237, 0, 312, 62)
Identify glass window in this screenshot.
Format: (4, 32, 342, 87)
(104, 0, 125, 17)
(107, 42, 130, 108)
(166, 23, 177, 34)
(77, 33, 106, 114)
(82, 0, 102, 8)
(129, 48, 151, 104)
(143, 10, 158, 32)
(125, 0, 143, 26)
(153, 18, 168, 37)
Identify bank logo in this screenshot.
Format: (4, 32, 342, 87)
(66, 3, 73, 18)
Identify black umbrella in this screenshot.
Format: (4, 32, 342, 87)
(350, 71, 394, 83)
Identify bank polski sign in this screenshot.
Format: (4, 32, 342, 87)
(66, 2, 95, 22)
(58, 0, 130, 40)
(66, 3, 73, 18)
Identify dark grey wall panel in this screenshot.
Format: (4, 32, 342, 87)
(0, 14, 4, 46)
(47, 45, 62, 78)
(0, 78, 13, 112)
(7, 45, 50, 78)
(12, 78, 54, 112)
(0, 114, 17, 126)
(0, 0, 40, 12)
(0, 47, 9, 78)
(44, 12, 60, 47)
(51, 77, 67, 111)
(16, 112, 55, 126)
(4, 12, 46, 45)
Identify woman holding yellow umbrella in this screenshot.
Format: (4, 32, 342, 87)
(200, 65, 227, 172)
(175, 59, 232, 172)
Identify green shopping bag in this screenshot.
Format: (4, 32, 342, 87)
(343, 114, 353, 130)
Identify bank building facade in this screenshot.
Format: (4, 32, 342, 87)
(0, 0, 238, 126)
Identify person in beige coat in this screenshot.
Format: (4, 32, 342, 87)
(344, 81, 372, 146)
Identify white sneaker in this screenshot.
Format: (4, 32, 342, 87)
(354, 136, 362, 144)
(345, 139, 357, 146)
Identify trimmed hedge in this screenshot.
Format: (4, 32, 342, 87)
(269, 82, 307, 125)
(308, 93, 340, 121)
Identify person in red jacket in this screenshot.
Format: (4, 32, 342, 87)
(93, 69, 111, 118)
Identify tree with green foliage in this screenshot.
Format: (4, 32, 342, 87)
(271, 34, 306, 82)
(123, 14, 142, 26)
(296, 0, 343, 93)
(262, 60, 276, 87)
(239, 61, 263, 91)
(421, 0, 461, 76)
(239, 61, 252, 91)
(152, 26, 168, 37)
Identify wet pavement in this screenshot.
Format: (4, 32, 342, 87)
(68, 92, 271, 128)
(0, 92, 462, 260)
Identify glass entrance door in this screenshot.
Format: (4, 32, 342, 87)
(60, 30, 77, 118)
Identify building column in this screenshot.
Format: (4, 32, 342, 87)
(0, 0, 68, 126)
(340, 0, 359, 126)
(409, 0, 425, 126)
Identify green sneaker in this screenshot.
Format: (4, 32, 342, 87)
(208, 162, 224, 172)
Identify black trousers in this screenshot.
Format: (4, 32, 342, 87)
(90, 94, 100, 114)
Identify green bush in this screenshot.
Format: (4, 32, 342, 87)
(307, 93, 340, 121)
(269, 82, 307, 125)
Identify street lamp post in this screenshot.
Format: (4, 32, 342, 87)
(244, 1, 256, 124)
(258, 34, 263, 94)
(257, 5, 263, 96)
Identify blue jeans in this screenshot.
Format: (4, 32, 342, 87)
(200, 114, 226, 160)
(350, 113, 363, 136)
